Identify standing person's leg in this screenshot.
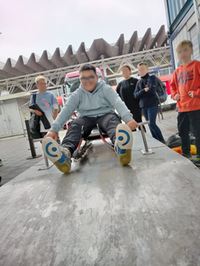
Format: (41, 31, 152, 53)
(178, 112, 190, 156)
(142, 108, 157, 138)
(188, 110, 200, 161)
(142, 108, 148, 122)
(61, 117, 96, 156)
(144, 107, 158, 139)
(132, 108, 146, 132)
(130, 110, 137, 132)
(148, 106, 164, 141)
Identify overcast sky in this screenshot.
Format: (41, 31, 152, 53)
(0, 0, 168, 63)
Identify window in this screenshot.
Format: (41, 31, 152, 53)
(167, 0, 188, 24)
(189, 24, 200, 61)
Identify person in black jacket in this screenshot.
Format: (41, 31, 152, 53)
(134, 62, 164, 142)
(116, 64, 145, 131)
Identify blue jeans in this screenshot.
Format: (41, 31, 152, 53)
(142, 106, 164, 141)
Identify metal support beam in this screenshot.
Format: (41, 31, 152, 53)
(0, 46, 172, 94)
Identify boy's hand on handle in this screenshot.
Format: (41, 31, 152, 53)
(126, 119, 139, 131)
(188, 91, 194, 98)
(43, 131, 58, 141)
(34, 110, 42, 116)
(174, 94, 180, 101)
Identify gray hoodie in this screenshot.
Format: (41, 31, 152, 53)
(50, 81, 133, 133)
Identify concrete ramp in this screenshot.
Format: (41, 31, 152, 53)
(0, 132, 200, 266)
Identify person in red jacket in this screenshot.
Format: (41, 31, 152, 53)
(171, 40, 200, 167)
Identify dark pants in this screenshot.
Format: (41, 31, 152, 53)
(130, 108, 146, 132)
(61, 113, 121, 155)
(178, 109, 200, 157)
(142, 106, 164, 141)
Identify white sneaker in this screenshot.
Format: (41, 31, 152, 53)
(115, 124, 133, 165)
(42, 137, 71, 173)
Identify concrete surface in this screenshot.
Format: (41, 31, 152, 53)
(0, 132, 200, 266)
(0, 109, 178, 186)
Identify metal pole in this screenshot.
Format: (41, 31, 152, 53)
(139, 123, 149, 152)
(138, 121, 154, 155)
(32, 138, 53, 170)
(25, 120, 42, 159)
(25, 119, 36, 157)
(44, 155, 49, 167)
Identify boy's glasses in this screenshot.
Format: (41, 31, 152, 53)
(80, 76, 96, 82)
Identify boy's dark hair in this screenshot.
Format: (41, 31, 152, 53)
(120, 64, 132, 71)
(79, 64, 96, 74)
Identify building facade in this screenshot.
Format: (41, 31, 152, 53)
(164, 0, 200, 70)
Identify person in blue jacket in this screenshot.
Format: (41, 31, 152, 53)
(42, 64, 139, 173)
(134, 62, 164, 143)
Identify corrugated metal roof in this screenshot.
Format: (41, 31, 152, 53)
(0, 25, 168, 80)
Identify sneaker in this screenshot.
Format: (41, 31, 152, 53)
(115, 124, 133, 166)
(181, 153, 192, 159)
(0, 159, 3, 166)
(42, 137, 71, 173)
(192, 156, 200, 167)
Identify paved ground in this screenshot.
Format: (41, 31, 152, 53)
(0, 131, 65, 186)
(0, 109, 179, 186)
(145, 108, 178, 140)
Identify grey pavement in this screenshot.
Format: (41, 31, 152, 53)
(0, 137, 44, 186)
(0, 131, 66, 186)
(145, 108, 178, 140)
(0, 109, 179, 186)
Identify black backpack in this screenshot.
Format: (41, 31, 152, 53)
(166, 132, 196, 148)
(29, 94, 41, 139)
(136, 76, 167, 103)
(155, 77, 167, 104)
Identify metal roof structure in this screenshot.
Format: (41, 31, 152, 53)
(0, 25, 172, 94)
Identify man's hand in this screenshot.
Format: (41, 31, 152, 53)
(126, 119, 139, 131)
(174, 94, 180, 101)
(145, 87, 149, 92)
(188, 91, 194, 98)
(34, 110, 43, 116)
(43, 131, 58, 141)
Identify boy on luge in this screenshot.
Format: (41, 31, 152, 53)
(42, 64, 139, 173)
